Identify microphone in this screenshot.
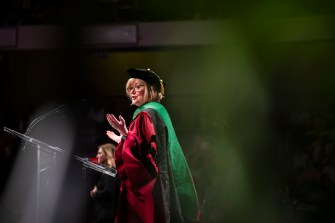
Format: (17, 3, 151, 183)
(25, 104, 66, 135)
(20, 99, 88, 151)
(21, 104, 66, 151)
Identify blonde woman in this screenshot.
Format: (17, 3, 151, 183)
(106, 68, 199, 223)
(90, 143, 119, 223)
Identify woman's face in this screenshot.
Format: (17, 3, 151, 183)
(127, 79, 146, 107)
(96, 148, 106, 164)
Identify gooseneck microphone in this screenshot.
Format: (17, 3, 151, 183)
(21, 104, 66, 151)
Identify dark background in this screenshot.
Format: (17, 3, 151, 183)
(1, 1, 335, 223)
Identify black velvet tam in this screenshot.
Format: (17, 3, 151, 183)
(127, 68, 162, 91)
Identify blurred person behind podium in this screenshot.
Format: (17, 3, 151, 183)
(106, 68, 200, 223)
(89, 143, 119, 223)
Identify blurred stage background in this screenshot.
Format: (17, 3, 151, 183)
(1, 1, 335, 223)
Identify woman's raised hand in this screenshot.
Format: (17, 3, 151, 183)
(106, 114, 128, 136)
(106, 130, 122, 144)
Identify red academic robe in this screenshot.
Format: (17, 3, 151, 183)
(115, 104, 199, 223)
(114, 111, 163, 223)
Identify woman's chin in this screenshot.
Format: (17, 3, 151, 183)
(132, 101, 142, 107)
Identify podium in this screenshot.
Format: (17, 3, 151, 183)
(2, 104, 68, 223)
(3, 127, 65, 223)
(74, 155, 117, 177)
(2, 101, 116, 223)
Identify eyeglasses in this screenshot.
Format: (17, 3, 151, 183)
(127, 84, 144, 93)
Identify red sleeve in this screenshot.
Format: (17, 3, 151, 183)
(121, 112, 158, 188)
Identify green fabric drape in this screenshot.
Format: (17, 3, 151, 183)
(134, 102, 199, 221)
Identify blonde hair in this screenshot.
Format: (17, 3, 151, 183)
(125, 78, 164, 104)
(99, 143, 116, 168)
